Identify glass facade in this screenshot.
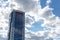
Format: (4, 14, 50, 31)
(8, 10, 25, 40)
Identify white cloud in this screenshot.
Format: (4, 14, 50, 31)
(9, 0, 60, 39)
(0, 0, 60, 40)
(25, 28, 55, 40)
(46, 0, 51, 5)
(11, 0, 41, 12)
(25, 15, 35, 27)
(0, 0, 12, 40)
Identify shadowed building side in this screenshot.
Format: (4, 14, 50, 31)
(8, 10, 25, 40)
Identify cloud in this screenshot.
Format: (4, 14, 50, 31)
(0, 0, 60, 40)
(25, 28, 55, 40)
(46, 0, 51, 5)
(25, 15, 35, 27)
(24, 0, 60, 40)
(10, 0, 60, 39)
(11, 0, 40, 12)
(0, 0, 11, 40)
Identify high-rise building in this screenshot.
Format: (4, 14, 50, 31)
(8, 10, 25, 40)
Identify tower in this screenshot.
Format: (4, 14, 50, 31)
(8, 10, 25, 40)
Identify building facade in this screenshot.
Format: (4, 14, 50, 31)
(8, 10, 25, 40)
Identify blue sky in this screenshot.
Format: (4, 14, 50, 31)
(50, 0, 60, 17)
(0, 0, 60, 40)
(26, 0, 60, 40)
(28, 0, 60, 32)
(27, 19, 44, 32)
(40, 0, 46, 8)
(41, 0, 60, 17)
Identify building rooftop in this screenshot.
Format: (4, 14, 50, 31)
(12, 9, 25, 14)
